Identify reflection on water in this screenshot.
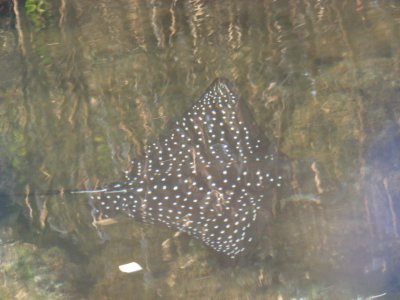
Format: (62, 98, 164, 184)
(1, 0, 400, 298)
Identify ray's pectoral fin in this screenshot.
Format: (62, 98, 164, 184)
(89, 78, 288, 259)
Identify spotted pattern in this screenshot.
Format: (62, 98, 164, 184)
(90, 78, 285, 258)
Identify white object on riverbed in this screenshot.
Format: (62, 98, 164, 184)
(118, 262, 143, 273)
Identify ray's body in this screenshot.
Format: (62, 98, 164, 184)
(90, 78, 289, 258)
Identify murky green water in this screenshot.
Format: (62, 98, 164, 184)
(1, 0, 400, 299)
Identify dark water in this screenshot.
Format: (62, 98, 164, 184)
(1, 0, 400, 299)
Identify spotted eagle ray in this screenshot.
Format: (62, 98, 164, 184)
(88, 78, 288, 259)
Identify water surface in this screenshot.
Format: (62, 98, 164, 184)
(1, 0, 400, 299)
